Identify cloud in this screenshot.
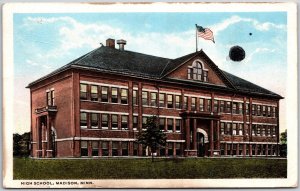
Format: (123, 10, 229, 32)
(211, 15, 286, 36)
(245, 47, 276, 63)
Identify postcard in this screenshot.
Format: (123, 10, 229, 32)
(2, 2, 298, 188)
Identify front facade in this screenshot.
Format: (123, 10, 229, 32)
(28, 38, 282, 158)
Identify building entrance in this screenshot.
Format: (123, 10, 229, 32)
(196, 132, 205, 157)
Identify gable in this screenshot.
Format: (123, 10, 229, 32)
(165, 54, 229, 87)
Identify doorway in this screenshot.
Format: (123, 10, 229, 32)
(196, 132, 205, 157)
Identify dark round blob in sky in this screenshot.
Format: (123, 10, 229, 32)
(249, 32, 252, 36)
(229, 46, 246, 62)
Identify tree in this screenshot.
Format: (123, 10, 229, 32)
(280, 130, 287, 157)
(136, 116, 167, 162)
(13, 132, 31, 157)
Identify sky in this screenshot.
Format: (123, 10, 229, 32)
(13, 12, 287, 134)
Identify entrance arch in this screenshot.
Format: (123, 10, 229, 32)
(196, 128, 208, 157)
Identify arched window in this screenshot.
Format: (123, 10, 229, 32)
(188, 61, 208, 82)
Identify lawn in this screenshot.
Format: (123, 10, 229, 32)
(13, 157, 287, 179)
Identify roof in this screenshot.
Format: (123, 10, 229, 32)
(27, 45, 282, 99)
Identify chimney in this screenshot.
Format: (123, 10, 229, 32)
(117, 39, 127, 51)
(106, 38, 115, 48)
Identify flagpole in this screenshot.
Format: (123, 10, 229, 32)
(195, 24, 198, 52)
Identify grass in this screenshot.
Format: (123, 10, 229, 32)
(13, 157, 287, 179)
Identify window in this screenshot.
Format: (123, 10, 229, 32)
(101, 86, 108, 102)
(80, 84, 87, 100)
(203, 70, 208, 82)
(246, 104, 250, 115)
(220, 101, 225, 113)
(271, 107, 275, 117)
(220, 144, 225, 155)
(238, 103, 243, 114)
(159, 118, 165, 131)
(232, 123, 237, 135)
(261, 126, 265, 136)
(121, 115, 128, 130)
(142, 117, 147, 130)
(207, 99, 211, 112)
(80, 112, 87, 128)
(227, 144, 231, 155)
(167, 94, 173, 108)
(266, 126, 270, 136)
(238, 144, 243, 155)
(133, 116, 138, 131)
(199, 98, 204, 111)
(133, 142, 139, 156)
(102, 141, 109, 156)
(81, 141, 88, 156)
(188, 61, 208, 82)
(91, 85, 98, 101)
(232, 102, 237, 114)
(168, 143, 173, 156)
(252, 144, 256, 156)
(213, 100, 218, 113)
(257, 144, 262, 155)
(272, 126, 276, 137)
(122, 142, 128, 156)
(142, 91, 148, 106)
(252, 104, 256, 115)
(262, 106, 266, 116)
(220, 122, 225, 135)
(121, 89, 128, 104)
(150, 92, 157, 107)
(183, 96, 188, 110)
(191, 97, 196, 111)
(232, 144, 237, 155)
(244, 124, 249, 135)
(91, 113, 99, 128)
(47, 90, 55, 106)
(175, 119, 181, 132)
(257, 105, 261, 116)
(225, 101, 231, 113)
(267, 106, 271, 117)
(252, 124, 256, 136)
(111, 87, 118, 103)
(175, 95, 181, 109)
(226, 123, 231, 135)
(92, 141, 98, 156)
(112, 142, 119, 156)
(238, 124, 243, 135)
(175, 143, 181, 156)
(101, 114, 108, 129)
(159, 93, 165, 107)
(167, 119, 173, 132)
(133, 90, 138, 105)
(256, 125, 261, 136)
(111, 115, 118, 130)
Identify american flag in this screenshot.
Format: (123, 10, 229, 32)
(196, 25, 215, 43)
